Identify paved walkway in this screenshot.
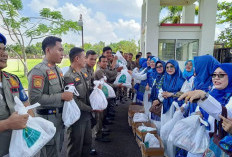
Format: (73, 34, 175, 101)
(91, 99, 141, 157)
(61, 98, 142, 157)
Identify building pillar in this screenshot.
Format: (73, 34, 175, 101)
(145, 0, 160, 57)
(198, 0, 217, 56)
(182, 4, 195, 23)
(140, 0, 146, 55)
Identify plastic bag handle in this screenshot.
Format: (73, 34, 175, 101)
(26, 103, 40, 110)
(93, 80, 103, 89)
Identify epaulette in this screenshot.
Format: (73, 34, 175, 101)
(3, 71, 20, 82)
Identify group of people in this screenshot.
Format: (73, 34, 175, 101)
(0, 33, 141, 157)
(132, 52, 232, 156)
(1, 31, 232, 157)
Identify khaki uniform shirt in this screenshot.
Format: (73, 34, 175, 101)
(94, 68, 106, 81)
(105, 61, 117, 84)
(28, 59, 64, 109)
(82, 64, 94, 92)
(0, 72, 28, 156)
(64, 67, 92, 121)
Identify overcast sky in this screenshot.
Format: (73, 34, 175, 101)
(1, 0, 232, 46)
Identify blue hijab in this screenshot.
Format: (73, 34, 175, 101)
(147, 57, 158, 87)
(189, 55, 220, 115)
(183, 60, 194, 81)
(136, 57, 154, 101)
(149, 60, 166, 102)
(162, 60, 185, 114)
(210, 63, 232, 106)
(139, 58, 147, 66)
(193, 55, 220, 91)
(0, 33, 6, 45)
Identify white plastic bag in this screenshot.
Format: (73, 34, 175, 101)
(9, 96, 56, 157)
(100, 76, 116, 98)
(133, 113, 149, 123)
(160, 101, 184, 141)
(115, 51, 127, 66)
(114, 68, 132, 88)
(62, 85, 81, 127)
(144, 133, 160, 148)
(90, 81, 108, 110)
(168, 115, 210, 154)
(138, 125, 156, 132)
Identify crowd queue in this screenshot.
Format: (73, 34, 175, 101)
(0, 32, 232, 157)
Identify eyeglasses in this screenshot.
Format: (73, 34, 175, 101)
(212, 73, 227, 79)
(156, 65, 163, 69)
(166, 65, 174, 69)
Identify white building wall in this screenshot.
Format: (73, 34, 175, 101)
(182, 4, 195, 23)
(198, 0, 217, 55)
(140, 1, 146, 55)
(159, 26, 201, 39)
(145, 0, 160, 57)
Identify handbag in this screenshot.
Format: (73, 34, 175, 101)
(212, 106, 232, 156)
(149, 103, 162, 117)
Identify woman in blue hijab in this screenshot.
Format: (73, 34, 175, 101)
(135, 56, 154, 103)
(183, 60, 194, 81)
(189, 55, 220, 115)
(178, 63, 232, 157)
(157, 60, 185, 157)
(149, 60, 166, 127)
(143, 57, 158, 116)
(161, 60, 185, 118)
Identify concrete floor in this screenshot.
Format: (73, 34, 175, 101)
(61, 98, 142, 157)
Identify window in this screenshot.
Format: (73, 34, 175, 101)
(158, 39, 199, 61)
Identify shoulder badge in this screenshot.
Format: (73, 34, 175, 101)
(46, 70, 57, 80)
(84, 73, 88, 78)
(32, 75, 44, 88)
(75, 77, 80, 82)
(9, 76, 19, 88)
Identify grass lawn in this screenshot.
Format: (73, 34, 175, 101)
(4, 58, 70, 89)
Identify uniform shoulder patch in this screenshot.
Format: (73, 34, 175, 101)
(75, 77, 80, 82)
(46, 70, 57, 80)
(84, 73, 88, 78)
(9, 76, 19, 88)
(32, 75, 44, 88)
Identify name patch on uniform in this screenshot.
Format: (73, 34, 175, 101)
(9, 76, 19, 88)
(32, 75, 44, 88)
(46, 70, 57, 80)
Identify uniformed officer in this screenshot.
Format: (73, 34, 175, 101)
(102, 46, 119, 84)
(82, 50, 98, 155)
(0, 33, 33, 156)
(127, 53, 136, 70)
(82, 50, 97, 92)
(64, 47, 92, 157)
(28, 36, 73, 157)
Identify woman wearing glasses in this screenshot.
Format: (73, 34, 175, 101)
(179, 63, 232, 157)
(143, 57, 158, 116)
(149, 60, 166, 131)
(156, 60, 185, 157)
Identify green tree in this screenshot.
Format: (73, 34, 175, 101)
(0, 0, 81, 76)
(63, 43, 75, 55)
(160, 5, 199, 24)
(216, 1, 232, 48)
